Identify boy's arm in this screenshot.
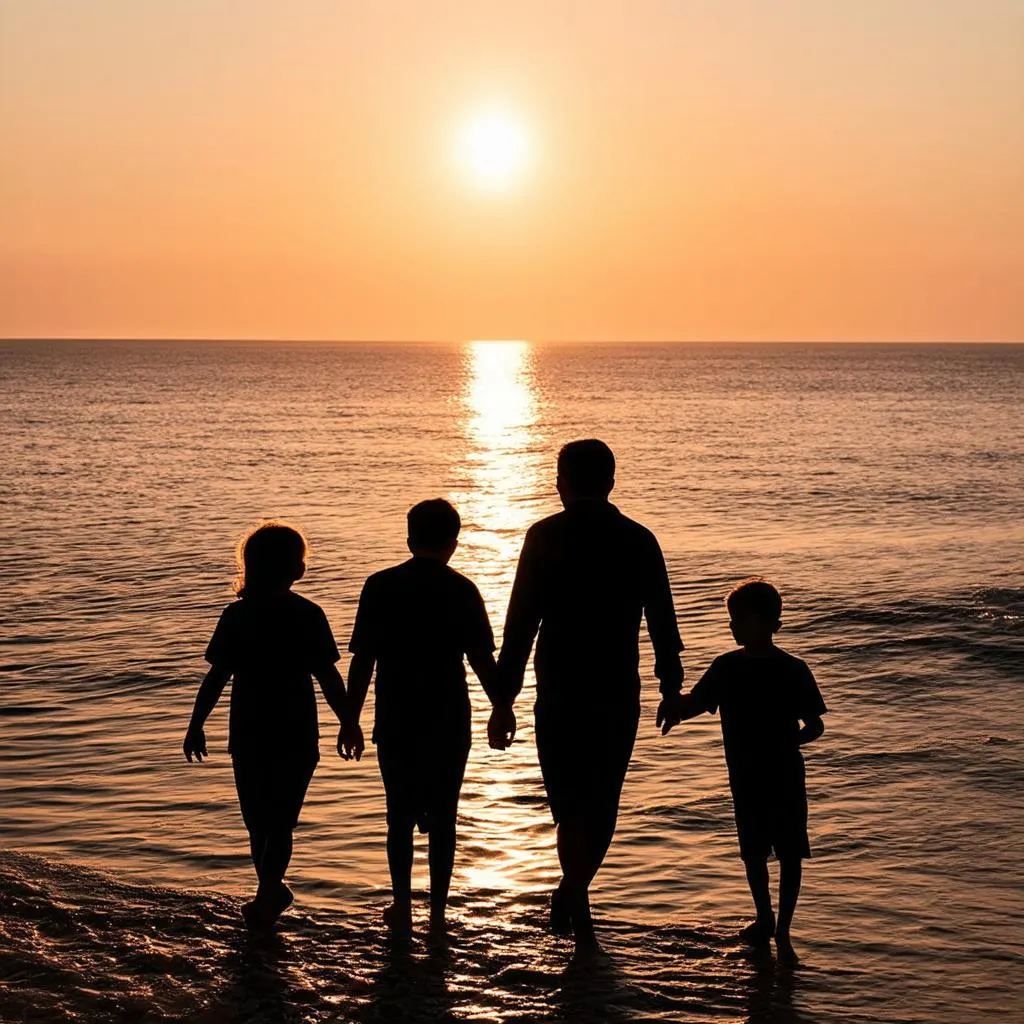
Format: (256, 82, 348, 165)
(467, 647, 517, 750)
(798, 716, 825, 745)
(312, 663, 347, 725)
(339, 651, 374, 761)
(656, 691, 705, 736)
(183, 664, 231, 762)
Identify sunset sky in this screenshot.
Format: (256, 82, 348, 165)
(2, 1, 1022, 342)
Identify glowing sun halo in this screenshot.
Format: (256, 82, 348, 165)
(460, 114, 530, 190)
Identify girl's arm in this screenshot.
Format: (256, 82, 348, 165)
(312, 663, 347, 726)
(183, 664, 231, 762)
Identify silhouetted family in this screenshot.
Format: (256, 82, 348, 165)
(183, 439, 827, 962)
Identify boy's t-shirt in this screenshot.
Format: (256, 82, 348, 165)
(689, 647, 826, 793)
(205, 591, 340, 761)
(348, 557, 494, 739)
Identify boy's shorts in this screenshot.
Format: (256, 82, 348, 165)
(232, 754, 317, 834)
(731, 784, 811, 862)
(375, 704, 471, 834)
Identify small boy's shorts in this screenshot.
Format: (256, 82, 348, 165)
(232, 754, 317, 834)
(731, 784, 811, 862)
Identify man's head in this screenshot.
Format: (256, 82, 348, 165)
(556, 439, 615, 505)
(726, 578, 783, 648)
(407, 498, 461, 562)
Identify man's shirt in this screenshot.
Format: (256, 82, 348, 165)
(498, 500, 684, 705)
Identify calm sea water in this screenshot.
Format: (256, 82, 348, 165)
(1, 340, 1022, 1024)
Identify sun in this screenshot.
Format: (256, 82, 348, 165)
(459, 113, 530, 190)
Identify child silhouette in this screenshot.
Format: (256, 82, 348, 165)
(183, 522, 347, 928)
(340, 499, 510, 935)
(661, 578, 826, 962)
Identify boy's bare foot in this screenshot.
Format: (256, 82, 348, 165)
(550, 886, 573, 936)
(383, 902, 413, 936)
(739, 917, 775, 946)
(775, 931, 799, 965)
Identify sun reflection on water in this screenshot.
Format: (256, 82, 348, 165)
(448, 341, 556, 900)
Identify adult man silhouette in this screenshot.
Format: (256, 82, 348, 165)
(490, 439, 685, 945)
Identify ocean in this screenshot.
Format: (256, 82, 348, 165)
(1, 340, 1022, 1023)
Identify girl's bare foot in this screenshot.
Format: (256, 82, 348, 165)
(775, 931, 800, 965)
(243, 883, 294, 929)
(739, 916, 775, 946)
(383, 902, 413, 936)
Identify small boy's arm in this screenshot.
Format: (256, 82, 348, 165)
(184, 665, 231, 761)
(798, 716, 825, 745)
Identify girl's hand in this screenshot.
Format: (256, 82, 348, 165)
(183, 727, 208, 763)
(338, 721, 364, 762)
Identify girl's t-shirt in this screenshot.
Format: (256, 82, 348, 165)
(205, 591, 340, 760)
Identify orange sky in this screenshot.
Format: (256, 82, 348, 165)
(2, 1, 1022, 341)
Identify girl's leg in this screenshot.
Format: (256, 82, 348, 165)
(248, 831, 268, 881)
(385, 814, 415, 933)
(741, 857, 776, 943)
(258, 829, 294, 894)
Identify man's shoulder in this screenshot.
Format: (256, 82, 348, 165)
(526, 511, 567, 540)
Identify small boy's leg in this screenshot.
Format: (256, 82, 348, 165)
(427, 816, 457, 926)
(741, 857, 776, 944)
(775, 857, 802, 956)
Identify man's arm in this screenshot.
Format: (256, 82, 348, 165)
(643, 535, 685, 699)
(467, 647, 517, 750)
(183, 664, 231, 762)
(497, 527, 544, 705)
(339, 651, 373, 761)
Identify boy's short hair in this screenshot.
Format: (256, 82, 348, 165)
(557, 439, 615, 497)
(726, 578, 783, 622)
(408, 498, 461, 550)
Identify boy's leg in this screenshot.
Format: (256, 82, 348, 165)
(427, 816, 457, 924)
(248, 831, 267, 880)
(775, 857, 802, 953)
(741, 857, 776, 944)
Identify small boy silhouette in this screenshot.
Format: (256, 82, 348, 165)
(661, 578, 826, 962)
(183, 522, 347, 928)
(340, 499, 509, 935)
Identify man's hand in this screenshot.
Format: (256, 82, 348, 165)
(487, 703, 517, 750)
(338, 721, 365, 761)
(656, 693, 685, 736)
(183, 727, 207, 763)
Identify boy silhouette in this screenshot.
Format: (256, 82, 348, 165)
(492, 439, 685, 946)
(341, 499, 509, 934)
(663, 578, 826, 962)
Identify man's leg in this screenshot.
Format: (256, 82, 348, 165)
(555, 815, 595, 941)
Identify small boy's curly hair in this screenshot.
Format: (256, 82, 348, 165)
(726, 577, 783, 622)
(234, 521, 307, 598)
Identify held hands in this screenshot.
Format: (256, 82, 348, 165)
(656, 693, 685, 737)
(338, 719, 365, 761)
(487, 703, 517, 750)
(183, 726, 208, 762)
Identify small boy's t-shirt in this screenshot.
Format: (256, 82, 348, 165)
(205, 591, 340, 760)
(689, 647, 826, 790)
(348, 557, 494, 737)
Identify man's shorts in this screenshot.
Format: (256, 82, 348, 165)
(232, 754, 317, 834)
(534, 698, 640, 825)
